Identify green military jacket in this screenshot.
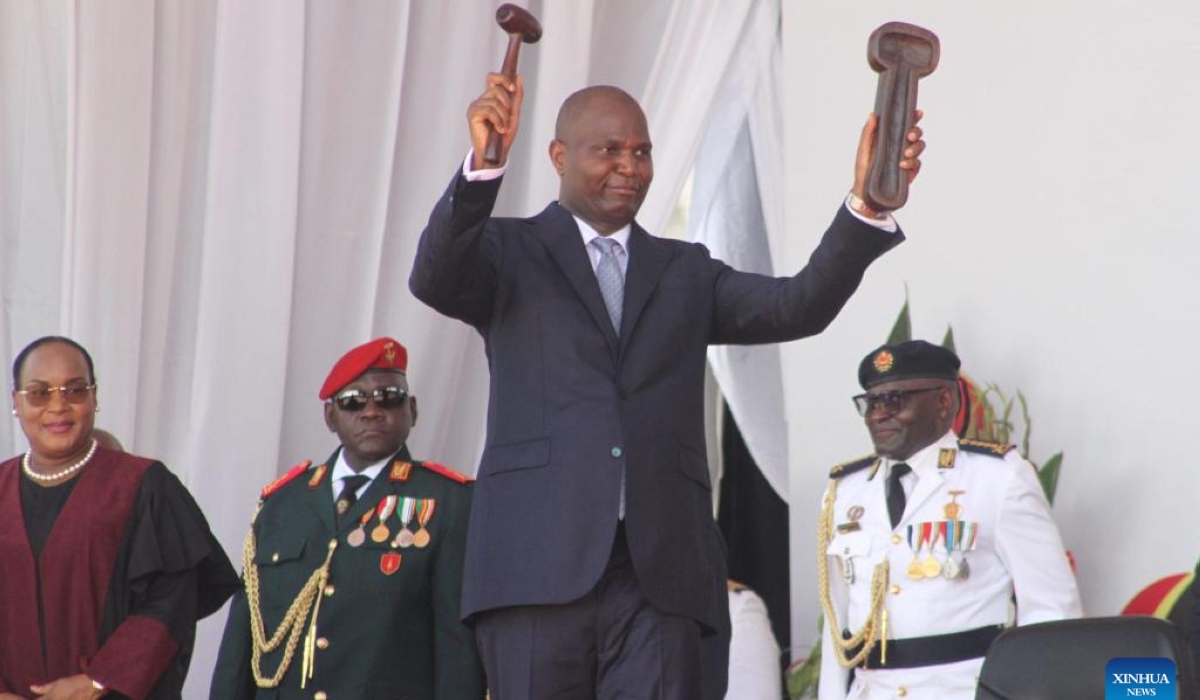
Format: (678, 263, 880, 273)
(209, 445, 485, 700)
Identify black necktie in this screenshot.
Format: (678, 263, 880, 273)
(335, 474, 370, 524)
(886, 463, 912, 528)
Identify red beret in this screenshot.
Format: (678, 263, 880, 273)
(319, 337, 408, 400)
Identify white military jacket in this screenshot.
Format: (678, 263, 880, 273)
(817, 431, 1082, 700)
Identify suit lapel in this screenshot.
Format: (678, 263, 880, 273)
(533, 204, 619, 354)
(619, 225, 673, 357)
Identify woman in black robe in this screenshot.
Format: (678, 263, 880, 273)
(0, 337, 238, 700)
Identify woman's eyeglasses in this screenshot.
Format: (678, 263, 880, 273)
(16, 384, 97, 408)
(331, 386, 410, 412)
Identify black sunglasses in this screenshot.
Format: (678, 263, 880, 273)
(851, 387, 944, 417)
(331, 386, 410, 412)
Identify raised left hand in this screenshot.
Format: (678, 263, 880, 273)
(852, 110, 926, 203)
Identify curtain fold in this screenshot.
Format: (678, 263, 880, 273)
(691, 0, 790, 501)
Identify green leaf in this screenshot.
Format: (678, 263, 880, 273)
(1016, 391, 1031, 458)
(786, 647, 822, 699)
(1038, 452, 1063, 504)
(886, 294, 912, 344)
(786, 616, 825, 699)
(942, 326, 957, 353)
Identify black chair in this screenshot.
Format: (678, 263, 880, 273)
(975, 616, 1197, 700)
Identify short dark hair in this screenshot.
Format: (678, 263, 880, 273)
(12, 336, 96, 388)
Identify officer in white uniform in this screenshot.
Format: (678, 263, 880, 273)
(817, 340, 1081, 700)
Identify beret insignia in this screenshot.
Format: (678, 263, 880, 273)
(873, 350, 895, 373)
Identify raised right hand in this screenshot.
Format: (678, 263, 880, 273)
(467, 72, 524, 170)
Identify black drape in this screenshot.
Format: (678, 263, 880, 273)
(716, 405, 791, 656)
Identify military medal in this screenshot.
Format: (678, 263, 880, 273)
(920, 522, 942, 578)
(942, 520, 961, 579)
(958, 520, 978, 580)
(905, 524, 925, 580)
(371, 495, 398, 543)
(391, 497, 417, 548)
(413, 499, 436, 548)
(347, 510, 372, 548)
(943, 490, 965, 520)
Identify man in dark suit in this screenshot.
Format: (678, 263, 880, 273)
(409, 73, 925, 700)
(208, 337, 485, 700)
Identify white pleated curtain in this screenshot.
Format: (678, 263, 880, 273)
(0, 0, 784, 694)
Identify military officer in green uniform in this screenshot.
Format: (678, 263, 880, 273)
(210, 337, 486, 700)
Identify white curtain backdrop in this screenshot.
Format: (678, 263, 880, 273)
(689, 0, 790, 501)
(0, 1, 783, 695)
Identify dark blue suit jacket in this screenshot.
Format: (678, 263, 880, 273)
(409, 171, 902, 632)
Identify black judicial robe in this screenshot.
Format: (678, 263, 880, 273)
(0, 447, 238, 700)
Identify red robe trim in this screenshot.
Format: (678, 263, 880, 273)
(0, 451, 174, 698)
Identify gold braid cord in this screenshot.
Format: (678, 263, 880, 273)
(817, 479, 891, 669)
(242, 515, 337, 688)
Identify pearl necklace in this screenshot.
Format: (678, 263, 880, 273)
(22, 438, 99, 483)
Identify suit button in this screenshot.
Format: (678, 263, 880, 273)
(316, 637, 329, 650)
(891, 534, 901, 544)
(611, 446, 623, 458)
(323, 584, 336, 597)
(314, 692, 328, 700)
(271, 552, 280, 563)
(897, 687, 908, 697)
(890, 584, 901, 595)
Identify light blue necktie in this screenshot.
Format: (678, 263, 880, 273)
(591, 237, 625, 336)
(591, 236, 626, 517)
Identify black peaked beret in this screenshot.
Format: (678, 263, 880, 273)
(858, 340, 961, 390)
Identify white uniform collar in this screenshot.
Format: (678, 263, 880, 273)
(331, 449, 389, 490)
(879, 430, 959, 479)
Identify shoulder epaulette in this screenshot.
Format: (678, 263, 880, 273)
(957, 439, 1015, 457)
(829, 455, 878, 480)
(419, 460, 474, 484)
(260, 459, 313, 499)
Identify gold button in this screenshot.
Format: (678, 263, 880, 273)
(897, 687, 908, 697)
(891, 534, 901, 544)
(890, 584, 901, 595)
(271, 552, 280, 563)
(316, 637, 329, 650)
(323, 584, 336, 597)
(314, 692, 327, 700)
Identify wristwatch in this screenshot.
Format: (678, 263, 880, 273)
(90, 678, 109, 697)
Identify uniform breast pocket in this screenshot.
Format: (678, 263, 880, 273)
(252, 532, 309, 614)
(827, 531, 872, 561)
